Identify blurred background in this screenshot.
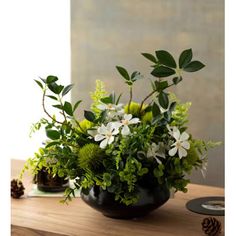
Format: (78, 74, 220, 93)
(71, 0, 224, 187)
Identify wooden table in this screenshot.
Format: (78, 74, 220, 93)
(11, 160, 224, 236)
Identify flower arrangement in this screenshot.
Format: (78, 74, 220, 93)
(20, 49, 220, 206)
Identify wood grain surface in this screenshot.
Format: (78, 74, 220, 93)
(11, 160, 224, 236)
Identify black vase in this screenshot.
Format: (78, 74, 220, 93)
(35, 168, 69, 193)
(80, 184, 170, 219)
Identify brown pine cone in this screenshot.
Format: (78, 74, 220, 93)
(202, 217, 222, 236)
(11, 179, 25, 199)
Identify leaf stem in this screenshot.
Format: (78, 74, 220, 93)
(57, 95, 68, 123)
(42, 89, 64, 125)
(138, 90, 157, 115)
(128, 86, 133, 113)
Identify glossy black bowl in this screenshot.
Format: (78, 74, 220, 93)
(81, 184, 170, 219)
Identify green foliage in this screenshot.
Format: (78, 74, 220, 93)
(20, 49, 216, 206)
(90, 80, 108, 114)
(78, 143, 104, 172)
(77, 119, 93, 133)
(179, 49, 193, 68)
(171, 102, 192, 126)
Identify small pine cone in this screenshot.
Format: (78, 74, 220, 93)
(11, 179, 25, 199)
(202, 217, 222, 236)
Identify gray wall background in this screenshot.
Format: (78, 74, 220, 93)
(71, 0, 224, 187)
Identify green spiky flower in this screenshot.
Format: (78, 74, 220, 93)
(78, 143, 104, 171)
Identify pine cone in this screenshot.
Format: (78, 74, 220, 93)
(11, 179, 25, 199)
(202, 217, 222, 236)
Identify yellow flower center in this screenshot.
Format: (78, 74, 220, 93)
(107, 104, 113, 109)
(106, 131, 112, 138)
(176, 141, 182, 148)
(122, 119, 129, 125)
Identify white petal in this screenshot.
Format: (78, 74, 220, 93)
(97, 104, 106, 110)
(107, 136, 115, 145)
(112, 128, 119, 135)
(121, 125, 130, 136)
(154, 157, 162, 164)
(95, 134, 105, 141)
(156, 151, 166, 159)
(129, 118, 140, 124)
(178, 146, 187, 159)
(169, 147, 177, 156)
(98, 124, 107, 135)
(112, 122, 122, 129)
(106, 122, 114, 132)
(151, 143, 158, 151)
(124, 114, 132, 121)
(181, 141, 190, 149)
(87, 129, 97, 137)
(100, 138, 108, 149)
(147, 149, 153, 158)
(117, 109, 125, 115)
(166, 124, 171, 132)
(107, 111, 116, 118)
(173, 128, 180, 140)
(116, 104, 124, 109)
(180, 132, 189, 141)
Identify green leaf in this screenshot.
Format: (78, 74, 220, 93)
(48, 82, 64, 94)
(39, 77, 46, 84)
(183, 61, 205, 72)
(169, 102, 177, 113)
(138, 168, 148, 176)
(46, 95, 58, 100)
(100, 96, 113, 104)
(158, 92, 169, 109)
(73, 100, 82, 112)
(116, 66, 130, 81)
(151, 66, 176, 78)
(45, 141, 60, 148)
(46, 75, 58, 84)
(172, 76, 183, 85)
(64, 101, 73, 116)
(116, 93, 122, 105)
(141, 53, 158, 63)
(46, 129, 60, 140)
(152, 102, 161, 117)
(103, 173, 111, 182)
(154, 80, 168, 92)
(163, 111, 171, 122)
(155, 50, 177, 68)
(62, 84, 74, 96)
(131, 71, 142, 82)
(84, 110, 96, 122)
(179, 49, 192, 68)
(34, 79, 43, 89)
(53, 104, 63, 110)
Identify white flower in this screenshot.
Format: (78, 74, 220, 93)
(166, 124, 178, 136)
(147, 142, 166, 164)
(120, 114, 140, 136)
(94, 122, 120, 149)
(97, 103, 124, 118)
(168, 127, 190, 159)
(97, 103, 123, 111)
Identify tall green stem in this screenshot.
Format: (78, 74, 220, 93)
(42, 90, 64, 125)
(138, 90, 157, 115)
(128, 86, 133, 113)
